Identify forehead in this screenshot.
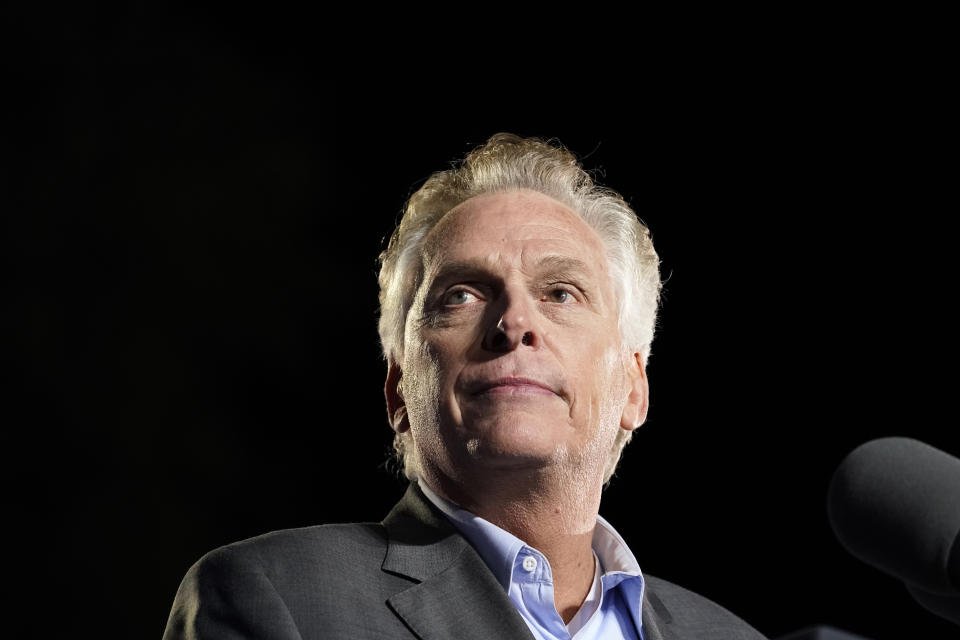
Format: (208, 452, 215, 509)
(422, 190, 610, 276)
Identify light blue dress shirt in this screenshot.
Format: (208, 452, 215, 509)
(419, 482, 646, 640)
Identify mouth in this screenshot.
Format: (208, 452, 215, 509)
(469, 377, 559, 397)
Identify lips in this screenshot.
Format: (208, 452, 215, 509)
(467, 377, 559, 397)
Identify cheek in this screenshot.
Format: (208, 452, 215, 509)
(574, 330, 623, 382)
(403, 334, 462, 425)
(404, 342, 439, 408)
(589, 344, 630, 421)
(562, 336, 626, 422)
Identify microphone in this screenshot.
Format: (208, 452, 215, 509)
(827, 437, 960, 624)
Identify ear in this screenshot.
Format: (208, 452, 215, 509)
(619, 351, 649, 432)
(385, 360, 410, 433)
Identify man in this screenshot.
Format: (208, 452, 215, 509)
(163, 133, 768, 639)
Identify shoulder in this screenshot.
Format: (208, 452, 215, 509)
(164, 523, 401, 639)
(190, 522, 388, 585)
(644, 574, 768, 640)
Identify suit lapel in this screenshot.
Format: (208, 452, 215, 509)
(381, 483, 535, 640)
(387, 545, 537, 640)
(641, 582, 676, 640)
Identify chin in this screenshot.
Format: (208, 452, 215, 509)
(461, 417, 566, 468)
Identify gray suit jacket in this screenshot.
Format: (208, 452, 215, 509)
(163, 483, 767, 639)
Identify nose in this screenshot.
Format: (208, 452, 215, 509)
(482, 293, 539, 352)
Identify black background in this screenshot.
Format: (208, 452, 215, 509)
(8, 6, 957, 639)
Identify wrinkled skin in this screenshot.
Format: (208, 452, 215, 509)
(386, 189, 648, 492)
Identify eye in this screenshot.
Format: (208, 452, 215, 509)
(543, 287, 576, 304)
(444, 289, 480, 306)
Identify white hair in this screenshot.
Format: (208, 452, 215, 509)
(377, 133, 661, 484)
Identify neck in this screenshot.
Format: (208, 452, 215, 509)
(421, 465, 603, 624)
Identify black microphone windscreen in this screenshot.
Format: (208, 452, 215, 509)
(905, 583, 960, 626)
(827, 437, 960, 594)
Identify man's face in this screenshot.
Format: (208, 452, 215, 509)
(393, 189, 646, 485)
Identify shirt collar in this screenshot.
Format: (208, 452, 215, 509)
(417, 480, 643, 589)
(419, 480, 524, 590)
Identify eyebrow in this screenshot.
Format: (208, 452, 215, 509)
(535, 255, 593, 279)
(427, 255, 594, 287)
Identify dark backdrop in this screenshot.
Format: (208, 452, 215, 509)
(8, 7, 956, 639)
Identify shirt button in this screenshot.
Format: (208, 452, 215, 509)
(522, 556, 537, 572)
